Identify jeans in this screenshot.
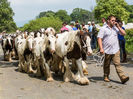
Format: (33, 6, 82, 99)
(91, 34, 97, 49)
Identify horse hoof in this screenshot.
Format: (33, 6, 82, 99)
(64, 77, 70, 82)
(8, 57, 12, 62)
(46, 77, 54, 82)
(77, 77, 90, 85)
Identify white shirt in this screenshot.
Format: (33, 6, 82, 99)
(103, 22, 107, 26)
(97, 25, 120, 54)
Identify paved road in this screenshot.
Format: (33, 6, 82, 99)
(0, 45, 133, 99)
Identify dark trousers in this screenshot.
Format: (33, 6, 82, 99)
(119, 40, 127, 61)
(91, 34, 97, 49)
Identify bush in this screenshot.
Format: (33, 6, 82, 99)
(20, 17, 62, 32)
(125, 29, 133, 53)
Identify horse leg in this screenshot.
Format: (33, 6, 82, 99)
(75, 58, 89, 85)
(63, 57, 74, 82)
(9, 52, 12, 62)
(82, 60, 88, 75)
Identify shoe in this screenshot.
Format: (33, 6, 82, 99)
(104, 77, 110, 82)
(121, 76, 129, 84)
(121, 60, 127, 63)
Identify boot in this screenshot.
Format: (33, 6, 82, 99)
(121, 76, 129, 84)
(121, 53, 127, 63)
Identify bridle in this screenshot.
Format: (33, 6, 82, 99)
(80, 35, 91, 54)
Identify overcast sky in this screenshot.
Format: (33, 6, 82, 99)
(8, 0, 133, 27)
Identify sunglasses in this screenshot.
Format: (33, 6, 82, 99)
(111, 20, 116, 22)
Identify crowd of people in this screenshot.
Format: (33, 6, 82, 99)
(60, 20, 98, 51)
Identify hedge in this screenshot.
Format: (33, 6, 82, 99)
(20, 17, 62, 32)
(125, 29, 133, 53)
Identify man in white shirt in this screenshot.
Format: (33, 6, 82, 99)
(97, 15, 129, 84)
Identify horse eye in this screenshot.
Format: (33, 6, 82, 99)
(48, 40, 50, 45)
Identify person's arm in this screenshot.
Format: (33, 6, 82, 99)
(115, 23, 126, 36)
(118, 26, 126, 36)
(98, 38, 104, 54)
(97, 27, 105, 54)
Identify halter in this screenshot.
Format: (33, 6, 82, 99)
(80, 35, 91, 55)
(81, 39, 90, 49)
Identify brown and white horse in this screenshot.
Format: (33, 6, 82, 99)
(51, 31, 92, 85)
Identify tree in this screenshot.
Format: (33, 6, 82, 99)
(70, 8, 81, 22)
(70, 8, 92, 24)
(0, 0, 17, 32)
(125, 5, 133, 22)
(21, 17, 62, 32)
(55, 10, 71, 23)
(94, 0, 130, 23)
(37, 10, 55, 18)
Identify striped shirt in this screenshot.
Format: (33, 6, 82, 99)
(97, 25, 119, 54)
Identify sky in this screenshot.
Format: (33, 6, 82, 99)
(8, 0, 133, 27)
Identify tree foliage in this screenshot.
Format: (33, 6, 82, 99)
(36, 10, 71, 23)
(94, 0, 130, 23)
(0, 0, 17, 32)
(20, 17, 62, 32)
(125, 29, 133, 52)
(36, 8, 94, 25)
(55, 10, 71, 23)
(37, 10, 55, 18)
(70, 8, 92, 24)
(125, 5, 133, 22)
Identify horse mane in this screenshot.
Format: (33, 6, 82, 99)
(66, 31, 81, 52)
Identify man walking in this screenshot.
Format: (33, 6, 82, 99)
(97, 15, 129, 84)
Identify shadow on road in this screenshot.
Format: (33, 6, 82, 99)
(110, 79, 122, 84)
(89, 76, 122, 84)
(121, 63, 133, 68)
(89, 76, 103, 82)
(0, 55, 18, 68)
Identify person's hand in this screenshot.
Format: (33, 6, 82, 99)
(115, 22, 120, 28)
(100, 48, 104, 54)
